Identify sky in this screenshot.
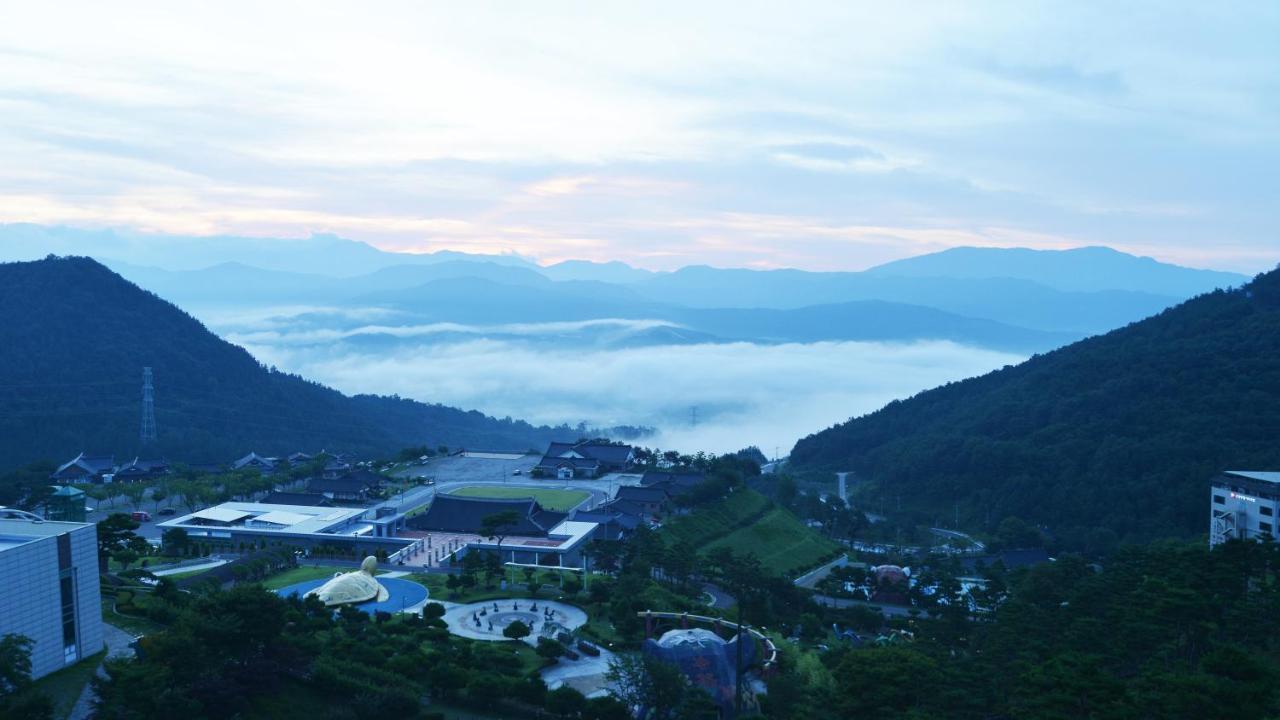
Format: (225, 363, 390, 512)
(0, 2, 1277, 272)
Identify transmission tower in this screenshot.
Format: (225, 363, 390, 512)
(140, 367, 157, 444)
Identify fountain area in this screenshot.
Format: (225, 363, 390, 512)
(276, 574, 429, 615)
(442, 598, 587, 643)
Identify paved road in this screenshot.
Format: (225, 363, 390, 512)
(811, 593, 917, 617)
(701, 581, 736, 609)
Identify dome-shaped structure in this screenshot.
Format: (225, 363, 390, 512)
(644, 628, 755, 717)
(873, 565, 909, 586)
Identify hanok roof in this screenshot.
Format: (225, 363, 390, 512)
(572, 508, 642, 531)
(308, 472, 381, 494)
(52, 452, 115, 478)
(640, 471, 706, 491)
(407, 494, 567, 536)
(615, 486, 670, 504)
(538, 440, 634, 469)
(232, 452, 278, 470)
(261, 491, 332, 507)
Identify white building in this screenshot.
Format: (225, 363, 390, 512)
(1210, 471, 1280, 546)
(0, 517, 103, 680)
(158, 501, 413, 557)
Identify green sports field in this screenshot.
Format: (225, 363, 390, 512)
(448, 485, 590, 512)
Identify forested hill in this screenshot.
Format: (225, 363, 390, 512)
(791, 264, 1280, 551)
(0, 256, 569, 468)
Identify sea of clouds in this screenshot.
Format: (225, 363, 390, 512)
(217, 311, 1023, 455)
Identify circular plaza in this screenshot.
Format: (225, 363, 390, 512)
(442, 598, 587, 642)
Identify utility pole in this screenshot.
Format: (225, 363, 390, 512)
(140, 367, 157, 445)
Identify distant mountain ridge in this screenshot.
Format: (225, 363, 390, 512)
(0, 256, 583, 469)
(864, 245, 1248, 295)
(790, 264, 1280, 551)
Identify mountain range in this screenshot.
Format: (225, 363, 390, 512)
(791, 264, 1280, 551)
(0, 256, 596, 469)
(0, 224, 1240, 353)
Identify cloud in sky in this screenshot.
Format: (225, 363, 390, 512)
(0, 2, 1276, 271)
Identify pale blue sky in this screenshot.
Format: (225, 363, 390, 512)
(0, 2, 1276, 271)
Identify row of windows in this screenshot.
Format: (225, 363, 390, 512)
(1213, 494, 1278, 516)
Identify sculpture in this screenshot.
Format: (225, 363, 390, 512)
(305, 556, 389, 607)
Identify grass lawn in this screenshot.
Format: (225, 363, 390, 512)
(705, 507, 841, 576)
(31, 649, 105, 720)
(448, 485, 590, 512)
(406, 571, 584, 604)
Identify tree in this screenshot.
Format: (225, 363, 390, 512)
(0, 634, 34, 696)
(150, 488, 168, 512)
(112, 548, 140, 572)
(121, 483, 146, 509)
(0, 634, 52, 720)
(537, 637, 567, 661)
(481, 510, 521, 583)
(546, 685, 587, 717)
(606, 655, 695, 720)
(503, 621, 531, 641)
(161, 528, 190, 555)
(97, 513, 141, 559)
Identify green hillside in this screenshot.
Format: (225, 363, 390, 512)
(0, 256, 571, 468)
(662, 489, 841, 575)
(792, 266, 1280, 551)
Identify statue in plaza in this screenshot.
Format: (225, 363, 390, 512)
(305, 556, 389, 607)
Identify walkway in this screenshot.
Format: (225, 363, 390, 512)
(67, 623, 137, 720)
(151, 559, 229, 577)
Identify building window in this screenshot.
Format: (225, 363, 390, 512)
(1213, 495, 1226, 505)
(59, 573, 78, 663)
(1264, 506, 1275, 517)
(1261, 522, 1273, 534)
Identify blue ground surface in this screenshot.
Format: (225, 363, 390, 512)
(276, 577, 429, 614)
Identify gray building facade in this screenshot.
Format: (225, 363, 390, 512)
(0, 518, 103, 680)
(1210, 471, 1280, 547)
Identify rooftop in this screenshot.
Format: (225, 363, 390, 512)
(160, 501, 367, 535)
(1223, 470, 1280, 484)
(0, 517, 92, 552)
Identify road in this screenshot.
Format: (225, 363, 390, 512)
(810, 593, 917, 618)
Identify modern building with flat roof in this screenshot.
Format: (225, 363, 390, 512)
(1210, 471, 1280, 546)
(0, 518, 103, 680)
(158, 501, 412, 556)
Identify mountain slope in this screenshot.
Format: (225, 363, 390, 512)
(865, 245, 1247, 295)
(0, 256, 570, 468)
(791, 266, 1280, 550)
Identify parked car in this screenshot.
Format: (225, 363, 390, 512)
(130, 511, 151, 522)
(512, 469, 522, 475)
(157, 507, 177, 516)
(577, 641, 600, 657)
(562, 649, 580, 661)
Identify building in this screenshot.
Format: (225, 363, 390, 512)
(534, 440, 635, 479)
(260, 491, 333, 507)
(611, 485, 672, 519)
(157, 501, 411, 555)
(639, 471, 706, 494)
(0, 517, 103, 681)
(50, 452, 116, 484)
(307, 470, 383, 503)
(45, 486, 87, 522)
(407, 495, 567, 536)
(405, 495, 596, 567)
(231, 452, 279, 473)
(1210, 471, 1280, 546)
(113, 457, 170, 483)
